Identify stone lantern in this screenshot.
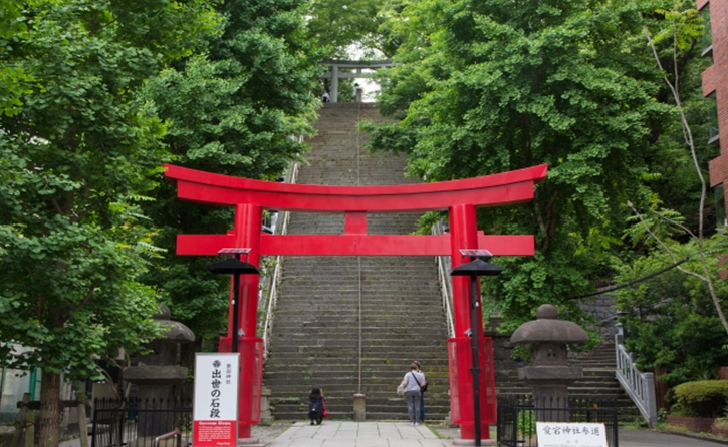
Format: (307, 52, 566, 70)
(510, 304, 588, 421)
(124, 305, 195, 438)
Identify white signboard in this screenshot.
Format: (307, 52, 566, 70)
(193, 353, 240, 447)
(536, 422, 608, 447)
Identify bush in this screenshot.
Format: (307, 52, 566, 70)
(672, 380, 728, 418)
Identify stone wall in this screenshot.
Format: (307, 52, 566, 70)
(577, 291, 618, 340)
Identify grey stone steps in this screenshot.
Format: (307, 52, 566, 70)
(272, 403, 450, 414)
(267, 328, 445, 337)
(265, 368, 451, 378)
(495, 342, 641, 420)
(265, 103, 448, 422)
(270, 396, 451, 409)
(268, 339, 448, 347)
(273, 315, 445, 323)
(270, 379, 450, 390)
(270, 411, 449, 421)
(278, 278, 439, 284)
(273, 309, 445, 317)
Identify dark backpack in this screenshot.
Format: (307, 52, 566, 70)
(309, 397, 321, 412)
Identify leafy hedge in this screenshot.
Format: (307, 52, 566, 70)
(672, 380, 728, 418)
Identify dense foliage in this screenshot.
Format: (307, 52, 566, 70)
(363, 0, 682, 331)
(0, 0, 219, 379)
(140, 0, 323, 344)
(0, 0, 221, 445)
(362, 0, 723, 341)
(306, 0, 389, 57)
(615, 237, 728, 386)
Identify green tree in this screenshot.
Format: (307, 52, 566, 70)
(364, 0, 689, 331)
(614, 238, 728, 386)
(0, 0, 31, 116)
(0, 1, 218, 445)
(141, 0, 323, 345)
(306, 0, 391, 57)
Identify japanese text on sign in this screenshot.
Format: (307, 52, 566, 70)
(536, 422, 608, 447)
(193, 353, 239, 447)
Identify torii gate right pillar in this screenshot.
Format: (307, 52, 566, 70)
(449, 204, 495, 442)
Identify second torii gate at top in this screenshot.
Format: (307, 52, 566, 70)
(165, 162, 548, 441)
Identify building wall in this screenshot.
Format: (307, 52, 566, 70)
(699, 1, 728, 190)
(0, 345, 39, 424)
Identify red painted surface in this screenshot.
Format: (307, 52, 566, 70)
(449, 204, 491, 439)
(193, 421, 236, 447)
(177, 233, 535, 257)
(217, 204, 263, 438)
(344, 212, 368, 234)
(449, 337, 496, 426)
(164, 163, 548, 441)
(164, 163, 547, 211)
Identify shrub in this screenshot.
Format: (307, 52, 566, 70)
(672, 380, 728, 418)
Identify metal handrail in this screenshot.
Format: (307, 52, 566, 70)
(614, 323, 657, 427)
(153, 430, 181, 447)
(433, 220, 455, 338)
(261, 159, 299, 360)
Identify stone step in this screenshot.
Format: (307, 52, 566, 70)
(265, 104, 450, 422)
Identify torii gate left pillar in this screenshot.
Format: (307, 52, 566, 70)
(216, 204, 262, 439)
(165, 163, 548, 443)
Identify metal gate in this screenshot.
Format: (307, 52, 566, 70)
(496, 395, 619, 447)
(91, 397, 192, 447)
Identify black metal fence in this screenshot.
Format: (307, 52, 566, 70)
(497, 395, 619, 447)
(91, 397, 192, 447)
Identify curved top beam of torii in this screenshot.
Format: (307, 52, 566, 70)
(165, 163, 548, 258)
(164, 163, 548, 213)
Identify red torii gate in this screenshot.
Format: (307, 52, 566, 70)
(165, 162, 548, 442)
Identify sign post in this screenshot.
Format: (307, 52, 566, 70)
(536, 422, 608, 447)
(194, 353, 240, 447)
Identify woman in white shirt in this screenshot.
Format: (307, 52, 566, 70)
(401, 362, 426, 426)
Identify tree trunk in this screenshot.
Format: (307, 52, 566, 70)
(38, 370, 61, 447)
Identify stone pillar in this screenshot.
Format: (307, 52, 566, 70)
(330, 65, 339, 103)
(352, 394, 366, 422)
(510, 304, 589, 422)
(259, 387, 274, 426)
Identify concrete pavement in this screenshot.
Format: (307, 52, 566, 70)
(261, 421, 458, 447)
(257, 421, 728, 447)
(620, 429, 728, 446)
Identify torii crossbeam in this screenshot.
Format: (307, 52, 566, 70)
(165, 162, 547, 442)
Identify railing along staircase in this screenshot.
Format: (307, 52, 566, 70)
(614, 323, 657, 427)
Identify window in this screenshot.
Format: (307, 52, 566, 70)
(708, 93, 719, 145)
(716, 183, 726, 232)
(701, 5, 713, 59)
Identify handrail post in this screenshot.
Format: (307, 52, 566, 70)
(153, 430, 181, 447)
(615, 322, 623, 345)
(644, 372, 657, 427)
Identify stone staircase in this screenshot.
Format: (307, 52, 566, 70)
(263, 103, 452, 421)
(495, 342, 642, 421)
(261, 102, 641, 425)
